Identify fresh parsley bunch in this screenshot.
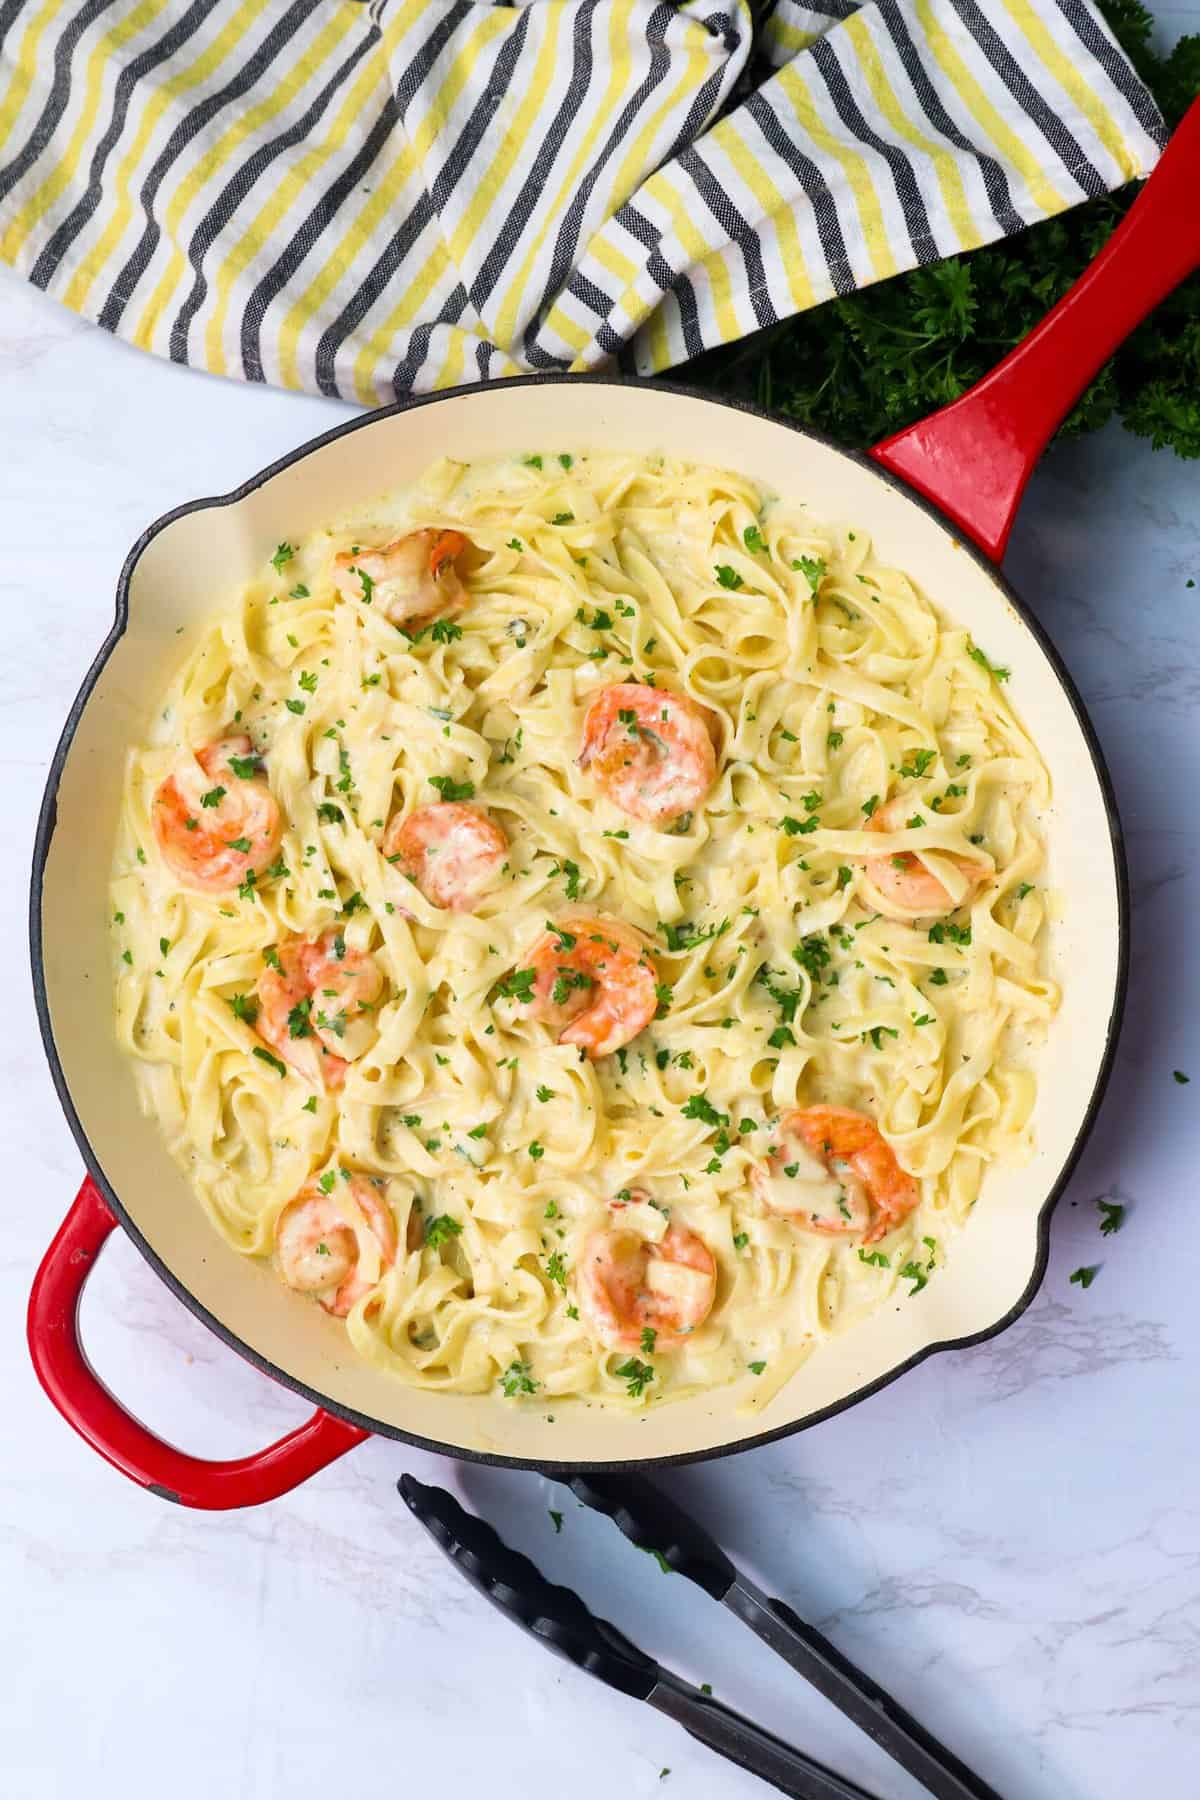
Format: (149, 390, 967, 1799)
(686, 0, 1200, 459)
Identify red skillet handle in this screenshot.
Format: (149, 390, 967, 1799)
(872, 98, 1200, 565)
(27, 1176, 369, 1507)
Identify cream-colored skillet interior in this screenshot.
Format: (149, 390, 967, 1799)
(111, 448, 1055, 1415)
(40, 385, 1121, 1463)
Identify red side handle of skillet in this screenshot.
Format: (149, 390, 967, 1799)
(27, 1178, 368, 1507)
(872, 98, 1200, 565)
(26, 103, 1200, 1510)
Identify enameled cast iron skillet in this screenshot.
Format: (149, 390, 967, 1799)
(27, 103, 1200, 1508)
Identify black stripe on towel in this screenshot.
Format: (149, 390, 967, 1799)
(0, 0, 116, 206)
(744, 86, 855, 296)
(167, 29, 378, 368)
(522, 0, 677, 367)
(873, 0, 1025, 237)
(97, 0, 321, 333)
(29, 0, 220, 290)
(676, 145, 777, 328)
(949, 0, 1107, 196)
(467, 1, 600, 314)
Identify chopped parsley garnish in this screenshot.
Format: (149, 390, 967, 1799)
(317, 802, 344, 824)
(614, 1356, 655, 1398)
(546, 1251, 567, 1288)
(1173, 1069, 1189, 1084)
(858, 1249, 890, 1267)
(227, 992, 258, 1025)
(425, 1214, 462, 1249)
(550, 972, 590, 1015)
(431, 618, 462, 644)
(428, 773, 475, 802)
(680, 1092, 729, 1129)
(861, 794, 879, 819)
(270, 542, 295, 572)
(528, 1141, 545, 1160)
(657, 918, 725, 953)
(506, 537, 523, 552)
(227, 753, 263, 780)
(780, 814, 818, 836)
(535, 1085, 556, 1103)
(899, 748, 937, 779)
(500, 1360, 538, 1397)
(302, 1096, 318, 1113)
(732, 1231, 749, 1251)
(899, 1260, 929, 1295)
(794, 554, 825, 589)
(200, 785, 226, 809)
(252, 1046, 287, 1077)
(1015, 882, 1034, 900)
(792, 934, 831, 981)
(968, 643, 1010, 682)
(743, 524, 767, 554)
(285, 698, 306, 715)
(928, 921, 971, 946)
(1070, 1265, 1099, 1289)
(288, 998, 313, 1039)
(1097, 1200, 1125, 1236)
(289, 583, 310, 599)
(549, 1510, 564, 1533)
(493, 967, 536, 1004)
(714, 564, 743, 590)
(748, 1360, 766, 1375)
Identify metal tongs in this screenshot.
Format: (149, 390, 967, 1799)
(400, 1470, 1004, 1800)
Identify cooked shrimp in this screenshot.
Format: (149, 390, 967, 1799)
(333, 528, 471, 629)
(276, 1174, 397, 1317)
(752, 1106, 919, 1244)
(862, 794, 988, 922)
(579, 682, 717, 824)
(382, 801, 507, 910)
(577, 1218, 717, 1351)
(256, 928, 384, 1088)
(152, 735, 281, 895)
(523, 914, 657, 1058)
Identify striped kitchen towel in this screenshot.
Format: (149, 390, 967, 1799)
(0, 0, 1167, 404)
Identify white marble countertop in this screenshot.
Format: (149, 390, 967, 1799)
(2, 220, 1198, 1800)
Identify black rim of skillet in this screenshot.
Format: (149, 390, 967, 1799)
(28, 373, 1131, 1475)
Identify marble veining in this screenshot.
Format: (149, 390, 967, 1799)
(2, 223, 1199, 1800)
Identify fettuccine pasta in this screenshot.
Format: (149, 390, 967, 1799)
(110, 452, 1057, 1413)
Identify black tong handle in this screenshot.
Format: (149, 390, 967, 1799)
(570, 1473, 1004, 1800)
(399, 1474, 655, 1699)
(400, 1476, 880, 1800)
(570, 1469, 737, 1597)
